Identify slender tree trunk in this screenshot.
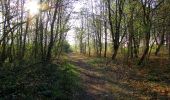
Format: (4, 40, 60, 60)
(104, 20, 107, 58)
(107, 0, 115, 59)
(19, 0, 24, 60)
(133, 36, 138, 58)
(46, 2, 58, 61)
(169, 33, 170, 60)
(99, 22, 102, 57)
(22, 17, 29, 59)
(138, 0, 152, 65)
(155, 32, 165, 56)
(138, 25, 151, 65)
(87, 23, 91, 56)
(34, 17, 39, 59)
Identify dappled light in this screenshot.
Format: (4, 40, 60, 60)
(0, 0, 170, 99)
(68, 53, 170, 99)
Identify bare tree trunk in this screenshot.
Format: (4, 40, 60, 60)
(138, 26, 151, 65)
(155, 31, 165, 56)
(34, 17, 39, 59)
(46, 2, 59, 61)
(169, 33, 170, 60)
(22, 17, 29, 59)
(107, 0, 114, 58)
(104, 20, 107, 58)
(138, 0, 152, 65)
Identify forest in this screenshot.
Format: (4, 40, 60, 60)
(0, 0, 170, 99)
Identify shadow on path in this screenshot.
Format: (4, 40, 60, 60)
(68, 53, 144, 100)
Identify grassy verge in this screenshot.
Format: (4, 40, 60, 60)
(0, 61, 81, 100)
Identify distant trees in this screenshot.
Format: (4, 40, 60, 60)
(75, 0, 169, 65)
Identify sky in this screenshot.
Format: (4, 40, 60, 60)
(0, 0, 89, 45)
(66, 0, 85, 45)
(66, 0, 99, 45)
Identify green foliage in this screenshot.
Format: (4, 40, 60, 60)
(87, 58, 105, 66)
(0, 62, 81, 99)
(62, 41, 73, 53)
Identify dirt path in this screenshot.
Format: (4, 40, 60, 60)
(68, 53, 142, 100)
(68, 53, 169, 100)
(68, 53, 170, 100)
(68, 53, 113, 100)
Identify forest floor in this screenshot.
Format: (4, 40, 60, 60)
(68, 53, 170, 100)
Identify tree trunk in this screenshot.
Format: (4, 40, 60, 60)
(138, 29, 150, 65)
(155, 32, 164, 56)
(46, 2, 58, 61)
(22, 17, 29, 59)
(169, 33, 170, 60)
(104, 20, 107, 58)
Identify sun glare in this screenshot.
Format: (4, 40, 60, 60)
(25, 0, 40, 16)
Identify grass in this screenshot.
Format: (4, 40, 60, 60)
(87, 58, 106, 66)
(0, 61, 81, 100)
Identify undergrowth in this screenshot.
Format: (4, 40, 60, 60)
(0, 61, 81, 100)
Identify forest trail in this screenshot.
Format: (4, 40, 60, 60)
(68, 53, 142, 100)
(68, 53, 170, 100)
(68, 53, 114, 100)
